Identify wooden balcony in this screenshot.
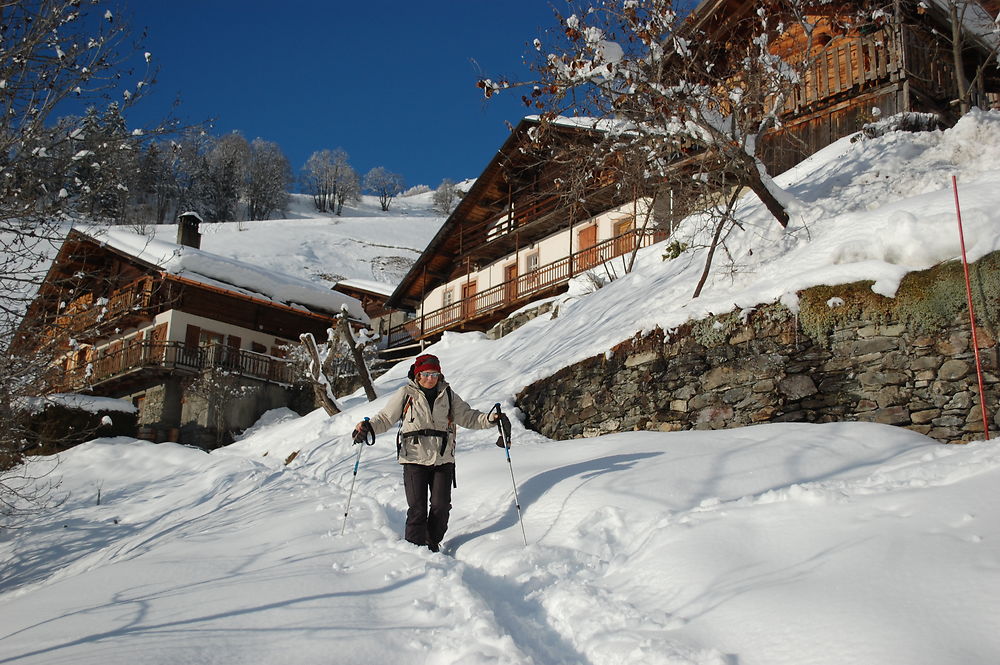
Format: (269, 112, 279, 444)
(54, 276, 157, 341)
(392, 228, 666, 343)
(60, 341, 294, 392)
(484, 194, 561, 244)
(780, 32, 902, 112)
(778, 24, 967, 115)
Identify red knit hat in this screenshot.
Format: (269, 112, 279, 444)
(413, 354, 441, 376)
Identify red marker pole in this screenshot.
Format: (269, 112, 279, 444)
(952, 175, 991, 440)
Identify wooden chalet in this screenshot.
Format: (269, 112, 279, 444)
(385, 0, 999, 347)
(385, 118, 669, 344)
(25, 216, 368, 446)
(688, 0, 1000, 173)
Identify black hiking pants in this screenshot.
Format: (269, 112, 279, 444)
(402, 463, 454, 547)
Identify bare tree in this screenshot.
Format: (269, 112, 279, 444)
(364, 167, 405, 212)
(245, 138, 292, 220)
(167, 129, 213, 219)
(205, 132, 251, 222)
(298, 317, 377, 415)
(335, 165, 361, 215)
(132, 142, 175, 226)
(432, 178, 461, 214)
(939, 0, 1000, 114)
(185, 369, 261, 448)
(1, 0, 165, 519)
(302, 148, 353, 213)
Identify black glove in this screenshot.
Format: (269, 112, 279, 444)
(353, 420, 375, 445)
(495, 413, 511, 448)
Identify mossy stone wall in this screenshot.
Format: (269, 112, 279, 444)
(516, 255, 1000, 444)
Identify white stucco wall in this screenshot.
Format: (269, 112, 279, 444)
(87, 310, 295, 357)
(420, 200, 646, 316)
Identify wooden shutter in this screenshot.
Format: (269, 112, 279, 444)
(461, 281, 477, 319)
(185, 325, 201, 349)
(505, 263, 518, 302)
(576, 226, 599, 271)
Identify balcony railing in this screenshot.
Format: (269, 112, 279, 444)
(391, 228, 666, 343)
(61, 341, 294, 390)
(485, 195, 561, 242)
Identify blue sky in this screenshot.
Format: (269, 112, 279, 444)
(124, 1, 567, 192)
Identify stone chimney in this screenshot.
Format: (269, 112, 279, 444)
(176, 211, 203, 249)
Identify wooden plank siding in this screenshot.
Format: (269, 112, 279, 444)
(164, 276, 334, 342)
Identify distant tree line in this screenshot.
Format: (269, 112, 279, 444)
(14, 97, 453, 230)
(19, 99, 442, 227)
(299, 152, 410, 215)
(12, 102, 297, 229)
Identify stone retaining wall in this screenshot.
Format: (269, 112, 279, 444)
(516, 256, 1000, 444)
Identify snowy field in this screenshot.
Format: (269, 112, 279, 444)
(2, 112, 1000, 664)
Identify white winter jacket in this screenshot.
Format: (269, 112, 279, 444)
(367, 379, 494, 466)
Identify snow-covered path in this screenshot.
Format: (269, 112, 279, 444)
(3, 416, 999, 665)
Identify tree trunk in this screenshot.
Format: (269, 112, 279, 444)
(692, 188, 743, 299)
(739, 152, 789, 228)
(338, 316, 377, 402)
(625, 193, 656, 274)
(693, 215, 729, 299)
(299, 333, 340, 416)
(951, 1, 970, 114)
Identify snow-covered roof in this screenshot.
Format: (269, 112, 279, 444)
(83, 228, 369, 323)
(335, 278, 395, 298)
(524, 114, 632, 133)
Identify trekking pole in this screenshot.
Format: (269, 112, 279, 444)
(341, 418, 375, 535)
(492, 403, 527, 546)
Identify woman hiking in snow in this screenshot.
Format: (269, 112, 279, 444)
(354, 353, 507, 552)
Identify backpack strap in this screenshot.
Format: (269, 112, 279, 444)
(447, 387, 457, 488)
(396, 394, 413, 460)
(446, 387, 454, 430)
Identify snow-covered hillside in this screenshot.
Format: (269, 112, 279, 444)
(160, 191, 447, 289)
(3, 112, 1000, 665)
